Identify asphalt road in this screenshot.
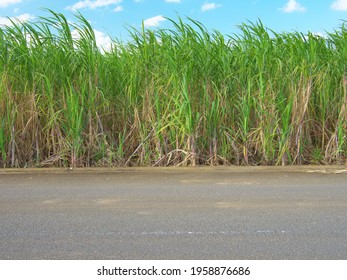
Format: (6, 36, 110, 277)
(0, 166, 347, 260)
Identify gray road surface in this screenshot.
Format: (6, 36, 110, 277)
(0, 166, 347, 259)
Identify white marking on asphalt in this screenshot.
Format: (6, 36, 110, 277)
(117, 230, 289, 236)
(216, 182, 256, 185)
(306, 169, 347, 174)
(42, 199, 59, 204)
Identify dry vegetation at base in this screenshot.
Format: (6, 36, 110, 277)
(0, 10, 346, 167)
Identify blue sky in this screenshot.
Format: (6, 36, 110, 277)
(1, 0, 347, 48)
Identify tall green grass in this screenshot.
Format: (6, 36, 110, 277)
(0, 11, 346, 167)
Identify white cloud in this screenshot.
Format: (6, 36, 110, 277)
(0, 13, 34, 26)
(71, 29, 80, 41)
(113, 5, 123, 12)
(330, 0, 347, 11)
(0, 0, 22, 8)
(66, 0, 123, 11)
(165, 0, 181, 3)
(313, 32, 328, 39)
(279, 0, 306, 13)
(143, 15, 166, 27)
(72, 28, 112, 52)
(201, 2, 221, 12)
(94, 29, 112, 51)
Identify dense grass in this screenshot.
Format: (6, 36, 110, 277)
(0, 10, 346, 167)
